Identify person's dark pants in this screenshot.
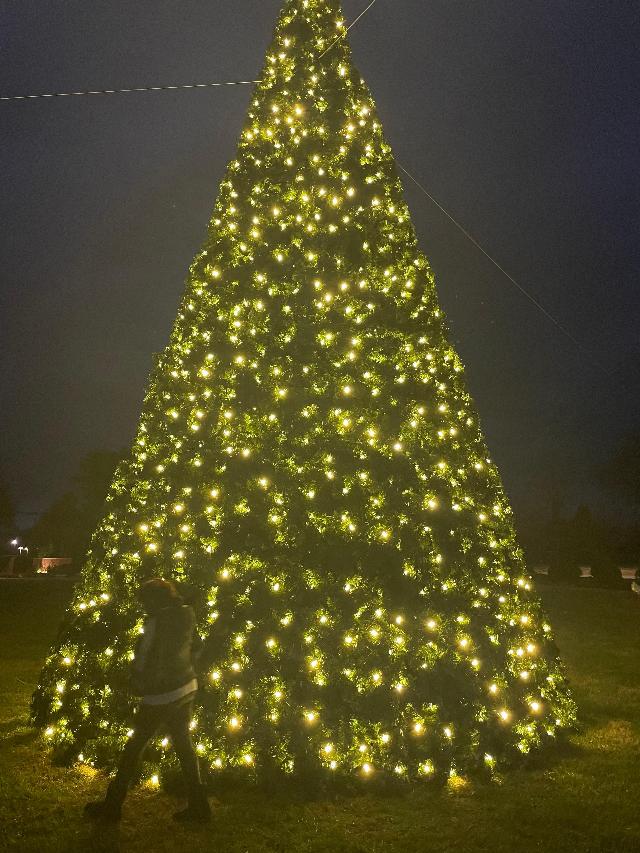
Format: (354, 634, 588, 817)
(105, 692, 202, 807)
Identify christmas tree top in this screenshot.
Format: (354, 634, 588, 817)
(34, 0, 576, 784)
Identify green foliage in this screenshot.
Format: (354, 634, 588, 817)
(34, 0, 576, 784)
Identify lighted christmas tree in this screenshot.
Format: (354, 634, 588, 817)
(34, 0, 576, 784)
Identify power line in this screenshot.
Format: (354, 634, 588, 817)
(0, 79, 260, 102)
(0, 1, 605, 377)
(397, 163, 606, 373)
(0, 0, 380, 102)
(397, 163, 629, 447)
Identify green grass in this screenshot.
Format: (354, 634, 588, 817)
(1, 579, 639, 852)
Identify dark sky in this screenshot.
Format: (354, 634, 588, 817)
(1, 0, 639, 531)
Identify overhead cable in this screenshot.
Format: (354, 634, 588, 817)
(0, 79, 260, 102)
(1, 0, 380, 102)
(397, 163, 604, 372)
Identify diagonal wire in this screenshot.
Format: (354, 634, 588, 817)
(319, 0, 380, 59)
(0, 79, 261, 102)
(397, 163, 607, 373)
(397, 163, 631, 452)
(1, 0, 380, 102)
(0, 0, 607, 381)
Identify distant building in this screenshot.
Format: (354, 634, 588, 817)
(0, 555, 74, 576)
(36, 557, 74, 574)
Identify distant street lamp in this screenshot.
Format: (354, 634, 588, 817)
(18, 546, 29, 555)
(10, 539, 19, 547)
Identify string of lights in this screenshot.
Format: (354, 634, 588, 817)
(30, 0, 576, 784)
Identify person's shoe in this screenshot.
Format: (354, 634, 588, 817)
(172, 804, 212, 824)
(84, 800, 122, 823)
(173, 786, 212, 824)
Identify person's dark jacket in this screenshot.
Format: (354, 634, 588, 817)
(131, 603, 199, 697)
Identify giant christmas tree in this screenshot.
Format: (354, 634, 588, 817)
(34, 0, 576, 784)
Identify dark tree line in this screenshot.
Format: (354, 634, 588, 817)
(598, 429, 640, 508)
(27, 450, 124, 560)
(519, 430, 640, 586)
(14, 430, 640, 569)
(0, 475, 14, 532)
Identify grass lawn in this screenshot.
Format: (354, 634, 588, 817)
(0, 579, 639, 853)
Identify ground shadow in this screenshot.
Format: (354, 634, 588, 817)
(0, 715, 30, 736)
(1, 729, 39, 749)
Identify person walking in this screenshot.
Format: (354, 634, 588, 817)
(84, 578, 211, 824)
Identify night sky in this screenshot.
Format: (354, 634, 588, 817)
(2, 0, 638, 531)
